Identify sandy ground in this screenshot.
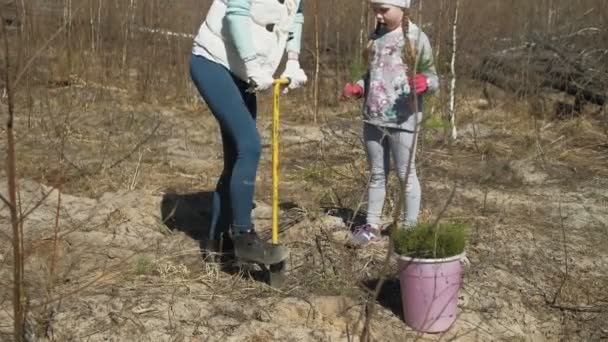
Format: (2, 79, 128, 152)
(1, 86, 607, 341)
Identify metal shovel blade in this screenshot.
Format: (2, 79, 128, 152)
(265, 260, 287, 288)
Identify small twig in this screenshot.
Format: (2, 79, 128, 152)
(546, 302, 607, 313)
(551, 27, 601, 41)
(319, 227, 339, 276)
(314, 235, 327, 275)
(551, 197, 569, 306)
(107, 119, 161, 170)
(534, 117, 548, 169)
(19, 187, 53, 223)
(481, 188, 489, 215)
(128, 149, 144, 190)
(471, 114, 480, 154)
(0, 194, 10, 207)
(0, 229, 11, 241)
(132, 307, 158, 315)
(48, 180, 63, 287)
(429, 182, 458, 229)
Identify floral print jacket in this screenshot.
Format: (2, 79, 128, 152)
(358, 22, 438, 131)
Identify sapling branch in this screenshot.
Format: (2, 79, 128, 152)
(361, 9, 425, 341)
(2, 11, 25, 342)
(431, 182, 458, 258)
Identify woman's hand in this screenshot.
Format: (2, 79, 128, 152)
(280, 59, 308, 91)
(245, 59, 274, 91)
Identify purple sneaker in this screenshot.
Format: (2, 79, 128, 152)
(349, 224, 381, 246)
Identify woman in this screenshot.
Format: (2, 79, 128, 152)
(190, 0, 307, 264)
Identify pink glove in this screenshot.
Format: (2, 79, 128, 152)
(409, 74, 428, 94)
(342, 83, 364, 99)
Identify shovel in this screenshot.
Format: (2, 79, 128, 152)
(265, 78, 291, 287)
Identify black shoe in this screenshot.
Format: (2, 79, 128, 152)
(201, 232, 234, 263)
(231, 229, 289, 265)
(219, 231, 234, 253)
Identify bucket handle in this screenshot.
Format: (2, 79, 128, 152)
(460, 253, 471, 268)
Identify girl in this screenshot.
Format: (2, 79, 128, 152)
(190, 0, 308, 264)
(342, 0, 439, 246)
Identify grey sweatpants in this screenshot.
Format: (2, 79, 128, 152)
(363, 123, 421, 226)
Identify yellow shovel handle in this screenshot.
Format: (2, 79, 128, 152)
(271, 78, 289, 245)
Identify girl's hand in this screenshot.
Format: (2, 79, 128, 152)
(409, 74, 428, 95)
(342, 83, 364, 100)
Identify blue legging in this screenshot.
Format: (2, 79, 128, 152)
(189, 54, 260, 237)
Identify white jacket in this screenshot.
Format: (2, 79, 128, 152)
(193, 0, 302, 82)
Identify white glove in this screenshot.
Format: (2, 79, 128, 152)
(245, 59, 274, 92)
(280, 59, 307, 90)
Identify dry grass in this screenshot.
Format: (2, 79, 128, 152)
(1, 83, 607, 340)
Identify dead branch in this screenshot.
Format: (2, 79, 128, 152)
(474, 34, 607, 108)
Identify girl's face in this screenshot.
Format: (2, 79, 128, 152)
(372, 4, 404, 31)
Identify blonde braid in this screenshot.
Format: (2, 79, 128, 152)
(401, 10, 418, 112)
(363, 38, 373, 64)
(363, 20, 381, 65)
(402, 10, 417, 78)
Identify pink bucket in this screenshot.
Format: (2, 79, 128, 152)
(397, 252, 465, 333)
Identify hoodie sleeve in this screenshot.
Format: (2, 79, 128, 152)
(355, 71, 369, 92)
(286, 1, 304, 54)
(417, 31, 439, 92)
(225, 0, 257, 62)
(408, 23, 439, 92)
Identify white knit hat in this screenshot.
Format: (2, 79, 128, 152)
(370, 0, 411, 8)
